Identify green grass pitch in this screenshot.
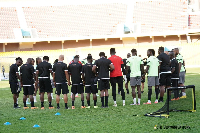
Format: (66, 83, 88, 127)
(0, 68, 199, 132)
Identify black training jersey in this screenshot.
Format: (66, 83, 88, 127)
(94, 57, 112, 79)
(20, 64, 34, 85)
(9, 64, 19, 83)
(157, 53, 171, 72)
(82, 63, 96, 85)
(68, 62, 82, 84)
(171, 58, 179, 78)
(36, 61, 52, 78)
(53, 62, 68, 83)
(123, 58, 130, 76)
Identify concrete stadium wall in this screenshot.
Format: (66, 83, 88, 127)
(1, 35, 199, 52)
(0, 43, 3, 52)
(5, 43, 19, 52)
(63, 40, 90, 49)
(33, 41, 62, 50)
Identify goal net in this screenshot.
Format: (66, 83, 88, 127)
(144, 85, 196, 118)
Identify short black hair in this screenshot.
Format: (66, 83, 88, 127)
(148, 49, 155, 56)
(131, 49, 137, 53)
(74, 55, 79, 59)
(110, 48, 115, 53)
(15, 57, 22, 61)
(88, 53, 92, 56)
(99, 52, 105, 57)
(43, 56, 49, 61)
(159, 47, 164, 52)
(54, 59, 58, 64)
(87, 56, 92, 60)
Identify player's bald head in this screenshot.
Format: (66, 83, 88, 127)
(169, 51, 175, 59)
(27, 58, 32, 64)
(59, 55, 64, 60)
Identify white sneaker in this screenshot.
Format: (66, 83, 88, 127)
(96, 94, 99, 96)
(113, 104, 117, 107)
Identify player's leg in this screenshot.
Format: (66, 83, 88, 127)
(110, 77, 117, 106)
(86, 92, 90, 108)
(105, 89, 109, 107)
(56, 84, 61, 109)
(29, 85, 38, 109)
(46, 79, 53, 108)
(62, 83, 69, 109)
(39, 79, 45, 108)
(137, 85, 141, 105)
(79, 84, 85, 108)
(92, 82, 98, 108)
(141, 76, 145, 93)
(11, 83, 20, 108)
(23, 86, 28, 109)
(130, 86, 136, 105)
(71, 85, 76, 109)
(93, 93, 97, 108)
(118, 76, 125, 106)
(125, 79, 130, 94)
(33, 86, 38, 102)
(158, 73, 166, 102)
(179, 72, 186, 98)
(100, 90, 105, 108)
(137, 77, 142, 105)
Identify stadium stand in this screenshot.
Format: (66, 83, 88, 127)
(189, 15, 200, 29)
(133, 0, 188, 33)
(23, 3, 127, 38)
(0, 7, 20, 39)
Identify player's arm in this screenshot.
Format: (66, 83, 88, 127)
(19, 68, 23, 87)
(140, 64, 144, 76)
(82, 66, 85, 84)
(171, 61, 175, 73)
(144, 65, 149, 76)
(65, 71, 71, 86)
(92, 60, 98, 73)
(35, 65, 39, 83)
(109, 63, 115, 71)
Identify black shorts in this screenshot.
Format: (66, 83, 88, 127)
(39, 78, 52, 93)
(127, 77, 130, 82)
(55, 83, 69, 95)
(10, 82, 19, 94)
(110, 76, 123, 85)
(98, 79, 110, 91)
(159, 73, 171, 86)
(71, 84, 84, 94)
(85, 84, 98, 94)
(23, 85, 35, 95)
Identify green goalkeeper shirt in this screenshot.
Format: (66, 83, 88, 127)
(126, 56, 143, 77)
(147, 56, 159, 76)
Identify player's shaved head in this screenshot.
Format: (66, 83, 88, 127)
(27, 58, 32, 64)
(58, 55, 64, 62)
(169, 51, 175, 59)
(174, 48, 179, 56)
